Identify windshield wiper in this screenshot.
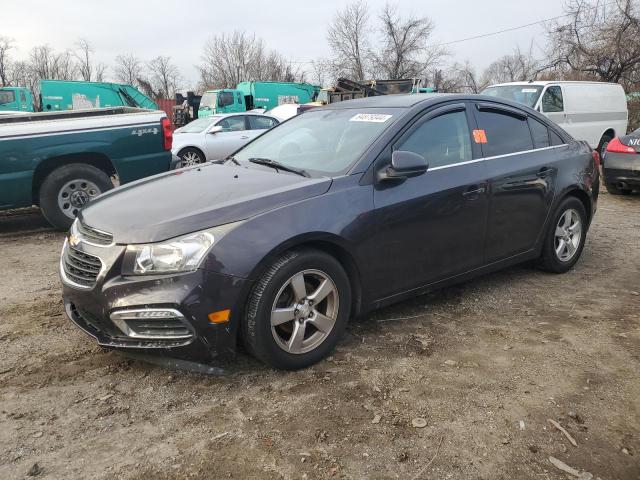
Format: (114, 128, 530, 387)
(248, 158, 310, 178)
(225, 155, 240, 165)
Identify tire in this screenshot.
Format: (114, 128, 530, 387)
(597, 133, 613, 162)
(538, 196, 588, 273)
(242, 249, 351, 370)
(39, 163, 113, 230)
(605, 183, 632, 195)
(178, 147, 205, 167)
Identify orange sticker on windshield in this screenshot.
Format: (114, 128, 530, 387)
(473, 129, 488, 144)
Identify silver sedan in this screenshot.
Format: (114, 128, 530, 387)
(171, 113, 280, 167)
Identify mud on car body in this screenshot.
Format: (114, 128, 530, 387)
(60, 94, 599, 370)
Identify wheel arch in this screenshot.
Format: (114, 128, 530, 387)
(177, 145, 206, 160)
(559, 187, 593, 223)
(246, 233, 364, 319)
(32, 153, 116, 205)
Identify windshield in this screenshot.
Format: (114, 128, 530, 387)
(481, 85, 543, 108)
(233, 108, 400, 176)
(200, 92, 217, 110)
(176, 116, 220, 133)
(0, 90, 16, 105)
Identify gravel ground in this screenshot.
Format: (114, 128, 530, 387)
(0, 192, 639, 480)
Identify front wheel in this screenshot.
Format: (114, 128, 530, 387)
(39, 163, 113, 230)
(538, 197, 588, 273)
(178, 148, 205, 167)
(242, 249, 351, 370)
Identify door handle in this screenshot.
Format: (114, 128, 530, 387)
(462, 186, 486, 198)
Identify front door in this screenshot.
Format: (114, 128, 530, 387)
(370, 103, 489, 300)
(205, 115, 250, 160)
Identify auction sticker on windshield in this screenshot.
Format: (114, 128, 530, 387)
(350, 113, 393, 122)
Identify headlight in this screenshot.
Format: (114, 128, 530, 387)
(124, 223, 239, 275)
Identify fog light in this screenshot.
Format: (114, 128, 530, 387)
(110, 308, 192, 340)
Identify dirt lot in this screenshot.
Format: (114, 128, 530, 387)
(0, 192, 639, 480)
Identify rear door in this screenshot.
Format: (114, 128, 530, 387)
(472, 102, 559, 263)
(370, 102, 489, 298)
(205, 115, 250, 160)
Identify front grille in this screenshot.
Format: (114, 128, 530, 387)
(63, 245, 102, 288)
(77, 222, 113, 246)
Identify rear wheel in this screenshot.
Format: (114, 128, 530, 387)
(39, 163, 113, 230)
(538, 197, 588, 273)
(242, 249, 351, 370)
(178, 147, 205, 167)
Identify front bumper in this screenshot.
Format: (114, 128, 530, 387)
(61, 240, 248, 361)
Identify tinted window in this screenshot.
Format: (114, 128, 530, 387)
(541, 86, 563, 112)
(550, 129, 565, 146)
(248, 116, 278, 130)
(0, 90, 15, 105)
(396, 110, 472, 168)
(528, 117, 550, 148)
(217, 116, 246, 132)
(218, 91, 234, 107)
(476, 109, 533, 157)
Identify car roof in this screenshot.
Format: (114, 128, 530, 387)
(487, 80, 621, 87)
(212, 112, 277, 119)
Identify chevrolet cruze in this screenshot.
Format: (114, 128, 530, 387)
(60, 94, 599, 370)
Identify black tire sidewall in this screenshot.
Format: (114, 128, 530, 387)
(244, 250, 351, 370)
(39, 163, 113, 230)
(598, 134, 613, 162)
(541, 197, 588, 273)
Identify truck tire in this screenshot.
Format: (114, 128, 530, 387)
(39, 163, 113, 230)
(242, 249, 351, 370)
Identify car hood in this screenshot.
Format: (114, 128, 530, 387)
(79, 163, 332, 244)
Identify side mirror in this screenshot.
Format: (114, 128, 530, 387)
(378, 150, 428, 182)
(208, 125, 223, 134)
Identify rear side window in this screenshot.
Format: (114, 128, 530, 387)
(528, 117, 550, 148)
(550, 130, 565, 146)
(396, 110, 472, 168)
(541, 86, 563, 112)
(248, 116, 278, 130)
(475, 109, 533, 157)
(217, 116, 246, 132)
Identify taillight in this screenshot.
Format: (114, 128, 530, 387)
(161, 117, 173, 151)
(606, 137, 635, 154)
(592, 150, 600, 168)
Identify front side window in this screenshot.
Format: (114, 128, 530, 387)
(217, 116, 246, 132)
(233, 108, 400, 176)
(476, 109, 533, 157)
(541, 86, 563, 112)
(177, 116, 219, 133)
(396, 110, 472, 168)
(218, 91, 234, 108)
(248, 116, 278, 130)
(0, 90, 16, 105)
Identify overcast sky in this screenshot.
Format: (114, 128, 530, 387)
(3, 0, 565, 89)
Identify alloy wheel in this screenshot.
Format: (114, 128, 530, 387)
(554, 208, 582, 262)
(270, 269, 339, 355)
(180, 151, 203, 167)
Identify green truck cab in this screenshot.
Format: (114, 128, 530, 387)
(0, 87, 34, 112)
(198, 81, 320, 118)
(0, 80, 157, 113)
(0, 107, 172, 229)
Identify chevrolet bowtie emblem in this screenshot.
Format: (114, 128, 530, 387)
(69, 234, 80, 247)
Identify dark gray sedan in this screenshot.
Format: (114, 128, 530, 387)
(60, 94, 600, 370)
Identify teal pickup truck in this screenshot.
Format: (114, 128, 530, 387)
(0, 107, 172, 229)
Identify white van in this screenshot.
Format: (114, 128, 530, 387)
(481, 81, 628, 156)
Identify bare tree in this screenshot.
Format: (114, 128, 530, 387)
(0, 36, 13, 86)
(198, 31, 297, 89)
(95, 63, 108, 82)
(327, 1, 371, 81)
(373, 3, 446, 80)
(74, 38, 93, 81)
(481, 46, 541, 85)
(546, 0, 640, 87)
(114, 54, 144, 86)
(434, 62, 488, 93)
(148, 56, 182, 99)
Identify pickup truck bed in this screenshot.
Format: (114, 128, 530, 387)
(0, 107, 172, 229)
